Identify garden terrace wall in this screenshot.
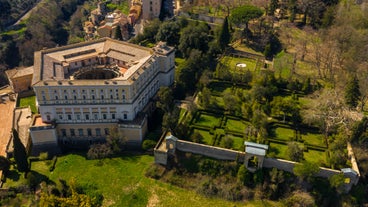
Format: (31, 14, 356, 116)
(176, 140, 245, 161)
(263, 157, 340, 178)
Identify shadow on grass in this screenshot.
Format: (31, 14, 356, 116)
(27, 170, 55, 187)
(6, 169, 21, 182)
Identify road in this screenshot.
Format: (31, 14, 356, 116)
(6, 0, 41, 30)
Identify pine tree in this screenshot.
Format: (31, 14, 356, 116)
(12, 129, 29, 172)
(114, 25, 123, 40)
(218, 16, 230, 51)
(345, 75, 361, 109)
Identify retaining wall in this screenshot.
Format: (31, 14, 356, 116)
(264, 158, 340, 178)
(176, 140, 245, 161)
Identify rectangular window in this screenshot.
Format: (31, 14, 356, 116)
(61, 129, 66, 136)
(96, 128, 101, 136)
(103, 114, 107, 119)
(123, 113, 127, 119)
(76, 114, 81, 120)
(94, 113, 98, 120)
(87, 128, 92, 136)
(104, 128, 109, 135)
(85, 114, 89, 120)
(67, 114, 72, 120)
(78, 129, 83, 136)
(70, 129, 75, 136)
(58, 114, 63, 120)
(111, 113, 115, 119)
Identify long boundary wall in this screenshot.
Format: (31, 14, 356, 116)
(154, 134, 360, 192)
(176, 140, 245, 161)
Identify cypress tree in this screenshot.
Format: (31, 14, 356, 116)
(345, 75, 361, 109)
(114, 25, 123, 40)
(0, 155, 10, 172)
(12, 129, 29, 172)
(218, 16, 230, 51)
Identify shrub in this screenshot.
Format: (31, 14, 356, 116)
(142, 140, 157, 151)
(39, 152, 49, 161)
(87, 144, 112, 160)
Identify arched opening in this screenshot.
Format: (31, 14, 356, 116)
(247, 156, 259, 169)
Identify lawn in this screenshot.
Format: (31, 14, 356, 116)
(269, 142, 289, 160)
(225, 118, 247, 133)
(228, 56, 258, 72)
(18, 95, 37, 114)
(304, 149, 327, 166)
(195, 113, 222, 127)
(4, 154, 285, 206)
(208, 81, 232, 94)
(273, 126, 295, 141)
(301, 131, 325, 147)
(193, 129, 213, 145)
(227, 135, 244, 150)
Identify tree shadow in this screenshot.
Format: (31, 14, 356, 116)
(6, 169, 21, 182)
(27, 170, 56, 189)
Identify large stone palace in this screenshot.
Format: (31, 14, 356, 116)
(29, 38, 174, 153)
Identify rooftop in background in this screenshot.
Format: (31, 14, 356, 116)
(5, 66, 34, 79)
(8, 107, 33, 154)
(32, 38, 157, 86)
(0, 95, 16, 157)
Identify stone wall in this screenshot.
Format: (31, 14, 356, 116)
(176, 140, 245, 161)
(263, 158, 340, 178)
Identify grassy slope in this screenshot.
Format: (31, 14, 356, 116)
(6, 153, 283, 207)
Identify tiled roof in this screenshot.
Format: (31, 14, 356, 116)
(32, 38, 156, 86)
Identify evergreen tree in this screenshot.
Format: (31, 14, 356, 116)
(218, 16, 230, 51)
(0, 155, 10, 172)
(345, 75, 361, 109)
(12, 129, 29, 172)
(114, 25, 123, 40)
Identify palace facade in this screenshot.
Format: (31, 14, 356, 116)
(30, 38, 174, 151)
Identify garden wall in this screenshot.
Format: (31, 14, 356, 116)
(263, 157, 340, 178)
(176, 140, 245, 161)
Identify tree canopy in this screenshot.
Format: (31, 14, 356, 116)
(230, 5, 263, 29)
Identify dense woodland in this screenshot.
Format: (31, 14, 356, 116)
(1, 0, 368, 205)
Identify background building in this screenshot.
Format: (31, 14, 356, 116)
(30, 38, 174, 152)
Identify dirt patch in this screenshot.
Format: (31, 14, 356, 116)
(146, 189, 160, 207)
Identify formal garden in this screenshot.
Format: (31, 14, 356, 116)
(175, 49, 343, 169)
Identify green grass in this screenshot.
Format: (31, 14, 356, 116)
(6, 154, 284, 206)
(227, 135, 244, 150)
(234, 44, 264, 56)
(301, 131, 325, 147)
(175, 57, 185, 67)
(106, 2, 129, 14)
(269, 142, 289, 159)
(18, 96, 37, 114)
(273, 127, 295, 141)
(304, 149, 327, 166)
(225, 119, 247, 133)
(195, 114, 221, 127)
(193, 129, 213, 145)
(220, 56, 258, 73)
